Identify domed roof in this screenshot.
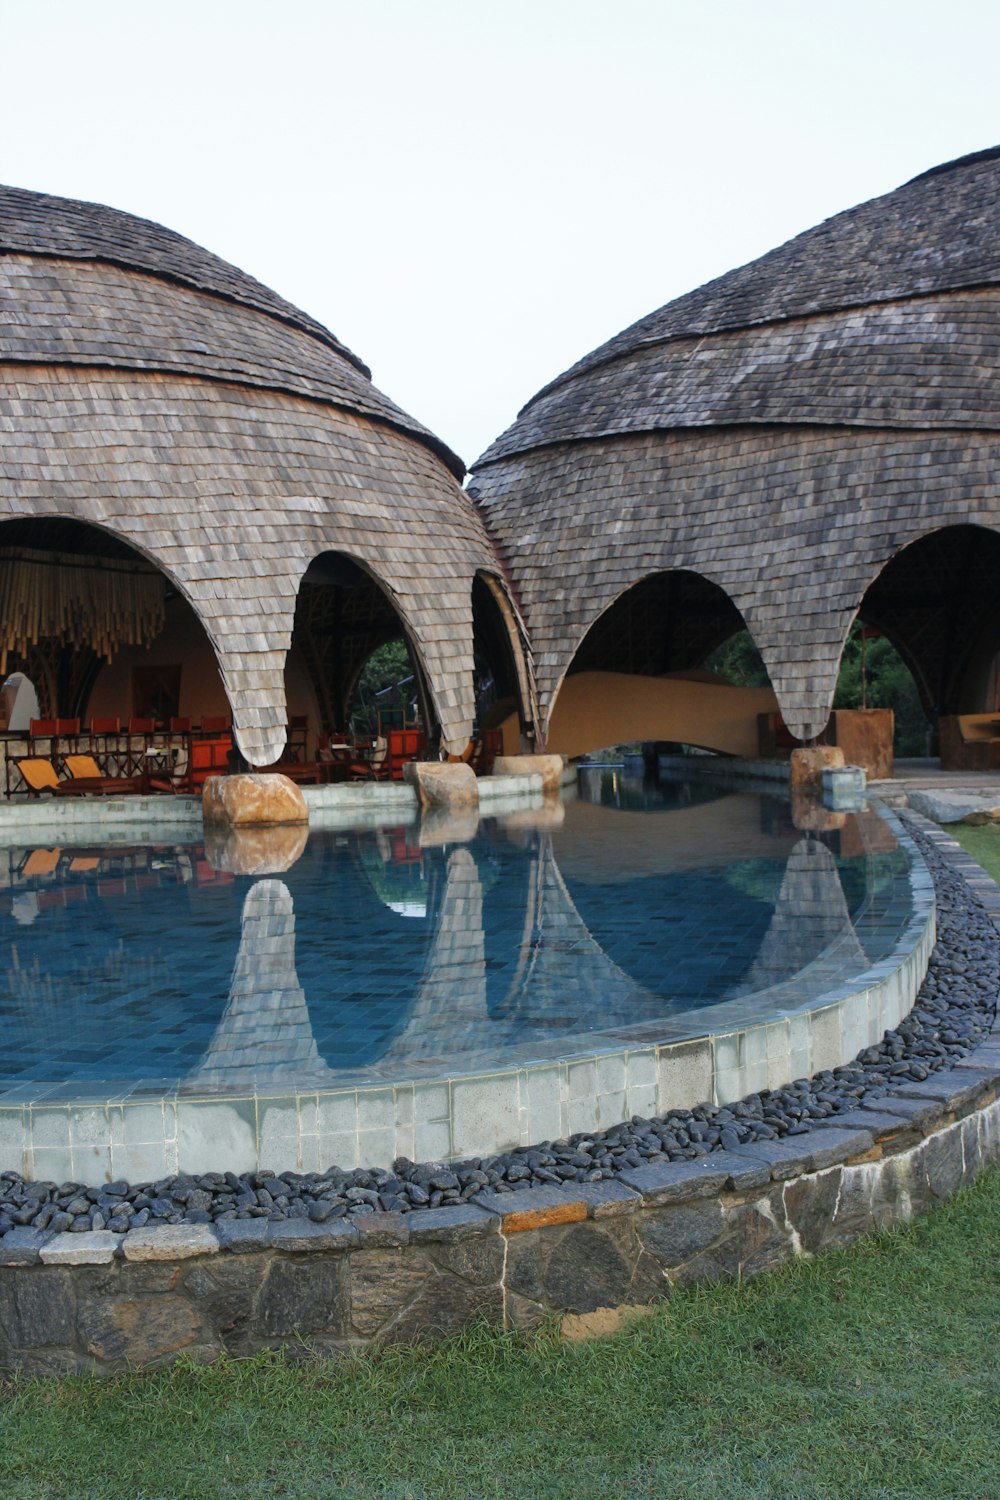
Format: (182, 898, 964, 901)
(474, 145, 1000, 468)
(0, 183, 464, 478)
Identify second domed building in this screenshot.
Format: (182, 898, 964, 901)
(470, 145, 1000, 756)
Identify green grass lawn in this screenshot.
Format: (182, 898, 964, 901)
(2, 1167, 999, 1500)
(951, 821, 1000, 884)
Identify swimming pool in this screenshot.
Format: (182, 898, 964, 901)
(0, 777, 933, 1183)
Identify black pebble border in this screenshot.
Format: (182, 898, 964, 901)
(1, 810, 997, 1243)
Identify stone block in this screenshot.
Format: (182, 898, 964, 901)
(922, 1125, 966, 1201)
(472, 1184, 588, 1232)
(350, 1248, 429, 1336)
(214, 1219, 273, 1255)
(619, 1158, 732, 1204)
(355, 1213, 409, 1249)
(258, 1256, 349, 1339)
(0, 1268, 75, 1348)
(122, 1224, 219, 1262)
(382, 1276, 504, 1344)
(78, 1295, 207, 1366)
(892, 1070, 995, 1114)
(405, 1204, 499, 1243)
(40, 1232, 120, 1265)
(573, 1179, 644, 1218)
(540, 1222, 659, 1314)
(266, 1219, 352, 1253)
(782, 1165, 844, 1252)
(637, 1198, 726, 1267)
(426, 1233, 506, 1286)
(0, 1228, 52, 1266)
(202, 773, 308, 827)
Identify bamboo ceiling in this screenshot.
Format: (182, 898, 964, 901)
(0, 545, 165, 674)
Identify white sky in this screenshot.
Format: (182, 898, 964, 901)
(2, 0, 999, 467)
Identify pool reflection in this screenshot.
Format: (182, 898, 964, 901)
(0, 788, 906, 1096)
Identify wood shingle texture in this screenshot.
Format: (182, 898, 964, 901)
(0, 185, 506, 762)
(470, 146, 1000, 743)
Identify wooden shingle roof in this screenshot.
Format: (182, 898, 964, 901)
(475, 146, 1000, 467)
(0, 185, 465, 479)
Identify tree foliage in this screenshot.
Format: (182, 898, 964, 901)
(350, 638, 414, 734)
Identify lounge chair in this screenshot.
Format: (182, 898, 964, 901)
(16, 758, 98, 797)
(62, 754, 143, 795)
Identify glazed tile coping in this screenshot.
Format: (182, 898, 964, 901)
(0, 802, 933, 1183)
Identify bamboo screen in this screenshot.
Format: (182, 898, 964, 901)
(0, 547, 166, 674)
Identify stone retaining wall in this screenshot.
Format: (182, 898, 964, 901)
(2, 1051, 998, 1374)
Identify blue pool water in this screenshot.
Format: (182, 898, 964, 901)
(0, 778, 911, 1100)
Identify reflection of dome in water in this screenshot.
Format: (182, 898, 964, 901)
(470, 146, 1000, 743)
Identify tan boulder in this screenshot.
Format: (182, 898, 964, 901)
(789, 745, 844, 792)
(202, 773, 308, 828)
(404, 760, 479, 809)
(492, 754, 565, 794)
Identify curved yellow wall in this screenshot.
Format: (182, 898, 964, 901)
(502, 670, 778, 759)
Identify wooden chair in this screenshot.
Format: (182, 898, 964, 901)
(28, 718, 58, 761)
(478, 728, 504, 776)
(349, 735, 389, 780)
(286, 714, 308, 762)
(54, 717, 81, 755)
(88, 716, 121, 772)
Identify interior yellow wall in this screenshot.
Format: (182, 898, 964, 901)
(88, 596, 226, 722)
(501, 670, 778, 759)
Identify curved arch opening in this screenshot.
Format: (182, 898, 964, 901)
(851, 524, 1000, 765)
(285, 550, 437, 761)
(0, 515, 228, 770)
(472, 572, 532, 755)
(548, 570, 778, 761)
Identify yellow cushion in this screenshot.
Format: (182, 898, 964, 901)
(65, 754, 103, 778)
(16, 758, 60, 791)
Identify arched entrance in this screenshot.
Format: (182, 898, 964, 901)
(851, 524, 1000, 767)
(0, 516, 226, 722)
(471, 572, 534, 754)
(542, 570, 778, 759)
(285, 551, 437, 758)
